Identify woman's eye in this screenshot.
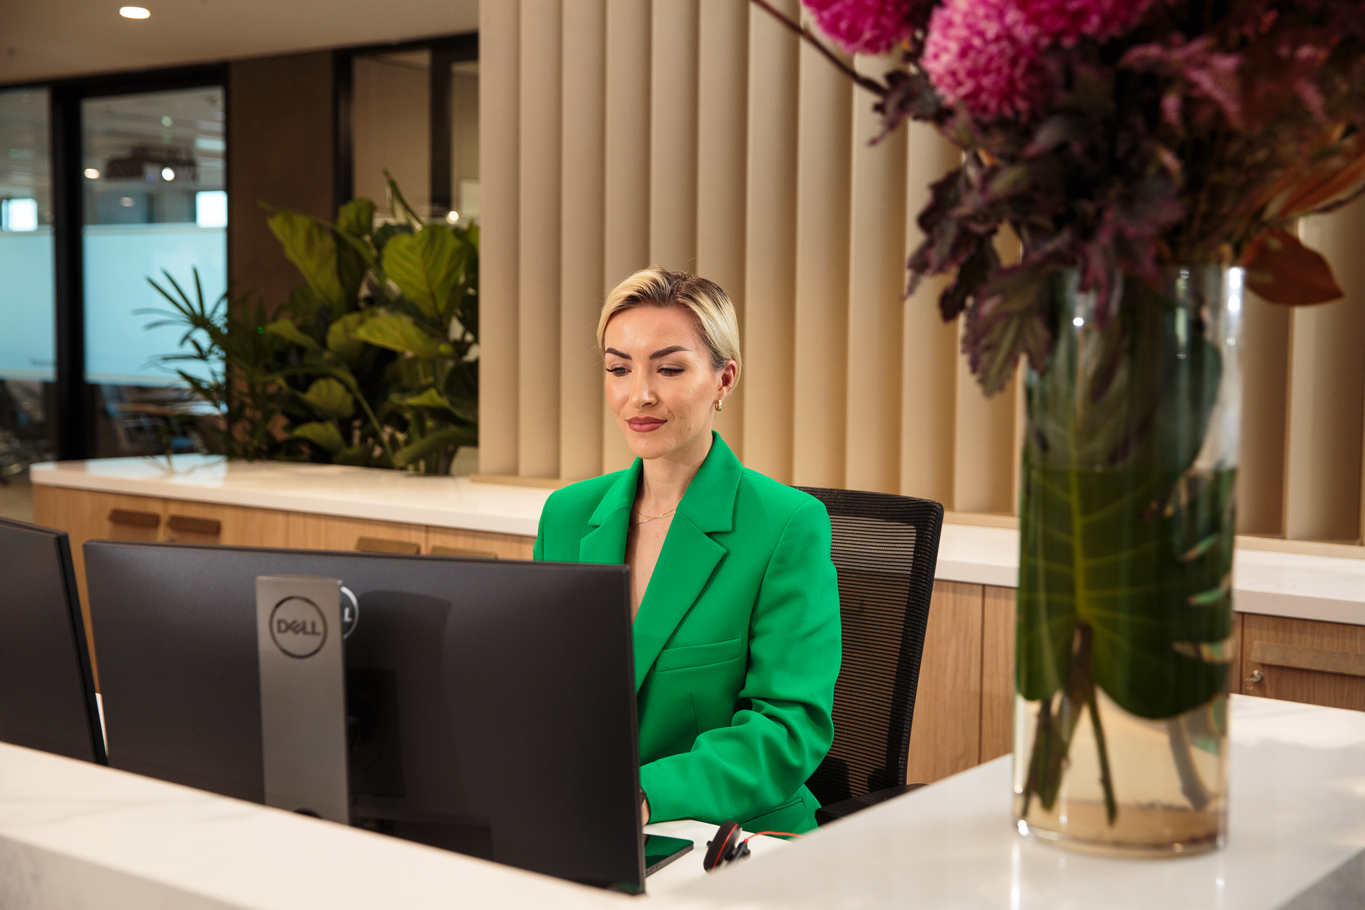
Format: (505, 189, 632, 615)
(659, 367, 683, 376)
(606, 366, 629, 376)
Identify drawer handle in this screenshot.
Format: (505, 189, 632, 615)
(167, 515, 221, 536)
(1250, 641, 1365, 678)
(429, 545, 499, 560)
(108, 509, 160, 528)
(355, 536, 421, 555)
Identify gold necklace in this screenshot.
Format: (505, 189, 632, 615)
(632, 506, 677, 526)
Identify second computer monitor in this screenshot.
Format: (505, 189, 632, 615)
(84, 541, 642, 889)
(0, 517, 104, 764)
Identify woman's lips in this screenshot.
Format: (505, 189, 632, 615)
(627, 417, 666, 432)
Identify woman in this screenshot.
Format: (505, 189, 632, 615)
(533, 267, 841, 834)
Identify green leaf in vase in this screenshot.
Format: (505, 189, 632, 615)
(383, 228, 462, 321)
(1017, 277, 1235, 721)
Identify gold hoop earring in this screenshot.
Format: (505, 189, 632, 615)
(715, 399, 723, 412)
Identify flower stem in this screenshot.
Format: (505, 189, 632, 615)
(747, 0, 888, 96)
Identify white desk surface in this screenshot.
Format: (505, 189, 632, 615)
(675, 695, 1365, 910)
(30, 455, 1365, 625)
(3, 697, 1363, 909)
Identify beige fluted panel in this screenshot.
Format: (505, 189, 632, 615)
(478, 0, 520, 475)
(739, 0, 799, 482)
(1237, 291, 1290, 535)
(791, 20, 852, 488)
(696, 0, 749, 458)
(649, 0, 699, 271)
(559, 0, 607, 482)
(952, 230, 1019, 514)
(843, 54, 906, 495)
(601, 0, 652, 474)
(900, 122, 960, 505)
(1286, 202, 1365, 542)
(517, 0, 563, 478)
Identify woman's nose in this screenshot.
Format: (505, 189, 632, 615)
(631, 372, 656, 407)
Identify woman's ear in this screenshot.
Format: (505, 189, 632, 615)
(720, 360, 738, 396)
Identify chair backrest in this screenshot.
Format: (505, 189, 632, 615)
(799, 487, 944, 805)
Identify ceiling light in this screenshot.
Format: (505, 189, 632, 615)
(83, 168, 101, 179)
(119, 7, 150, 18)
(445, 210, 459, 224)
(161, 166, 175, 181)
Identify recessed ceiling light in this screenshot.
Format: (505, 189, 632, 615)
(445, 210, 459, 224)
(119, 7, 150, 19)
(83, 168, 100, 179)
(161, 166, 176, 181)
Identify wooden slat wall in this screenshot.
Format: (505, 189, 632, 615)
(478, 1, 1365, 544)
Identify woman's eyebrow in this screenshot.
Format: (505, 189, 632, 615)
(650, 345, 689, 358)
(604, 347, 631, 359)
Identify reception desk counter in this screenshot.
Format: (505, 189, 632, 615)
(3, 697, 1362, 909)
(29, 456, 1365, 786)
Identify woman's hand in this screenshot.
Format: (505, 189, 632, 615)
(641, 797, 650, 826)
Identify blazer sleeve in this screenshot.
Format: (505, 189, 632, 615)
(639, 497, 841, 824)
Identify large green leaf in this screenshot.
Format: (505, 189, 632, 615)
(291, 421, 345, 454)
(265, 319, 321, 351)
(394, 388, 476, 422)
(336, 198, 375, 239)
(267, 210, 344, 309)
(354, 312, 449, 358)
(1017, 278, 1234, 721)
(327, 311, 368, 364)
(382, 228, 462, 320)
(303, 378, 354, 420)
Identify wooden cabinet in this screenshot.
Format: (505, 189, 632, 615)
(980, 585, 1016, 762)
(907, 581, 986, 784)
(1241, 614, 1365, 711)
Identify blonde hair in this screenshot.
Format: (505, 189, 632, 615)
(597, 268, 742, 381)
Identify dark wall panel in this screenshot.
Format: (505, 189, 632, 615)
(227, 51, 334, 310)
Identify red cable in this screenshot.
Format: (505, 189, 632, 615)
(745, 830, 805, 841)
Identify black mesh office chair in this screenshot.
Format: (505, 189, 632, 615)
(799, 487, 944, 825)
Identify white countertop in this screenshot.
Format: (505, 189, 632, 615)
(3, 697, 1362, 909)
(677, 696, 1365, 910)
(31, 455, 552, 537)
(31, 456, 1365, 626)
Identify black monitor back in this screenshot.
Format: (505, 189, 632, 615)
(0, 517, 104, 763)
(83, 540, 642, 888)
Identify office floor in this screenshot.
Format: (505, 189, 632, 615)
(0, 476, 34, 524)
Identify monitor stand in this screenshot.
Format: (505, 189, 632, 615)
(256, 575, 350, 824)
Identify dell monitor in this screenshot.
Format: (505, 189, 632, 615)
(0, 517, 105, 763)
(83, 540, 661, 889)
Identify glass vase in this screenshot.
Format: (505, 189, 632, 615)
(1013, 266, 1242, 856)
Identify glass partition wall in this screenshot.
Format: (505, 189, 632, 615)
(346, 36, 478, 225)
(0, 87, 56, 493)
(81, 86, 226, 457)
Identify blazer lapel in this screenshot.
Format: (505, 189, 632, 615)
(579, 460, 641, 565)
(631, 433, 744, 691)
(631, 517, 725, 691)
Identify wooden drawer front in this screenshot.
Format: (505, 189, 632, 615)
(286, 513, 426, 554)
(1243, 614, 1365, 712)
(906, 581, 984, 785)
(161, 499, 288, 548)
(427, 527, 535, 561)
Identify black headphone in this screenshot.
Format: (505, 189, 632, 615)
(702, 820, 751, 873)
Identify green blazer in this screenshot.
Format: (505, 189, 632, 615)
(533, 433, 841, 833)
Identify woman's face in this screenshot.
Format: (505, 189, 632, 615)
(603, 305, 736, 463)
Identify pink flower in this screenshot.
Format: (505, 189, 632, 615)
(802, 0, 933, 56)
(922, 0, 1155, 120)
(922, 0, 1047, 119)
